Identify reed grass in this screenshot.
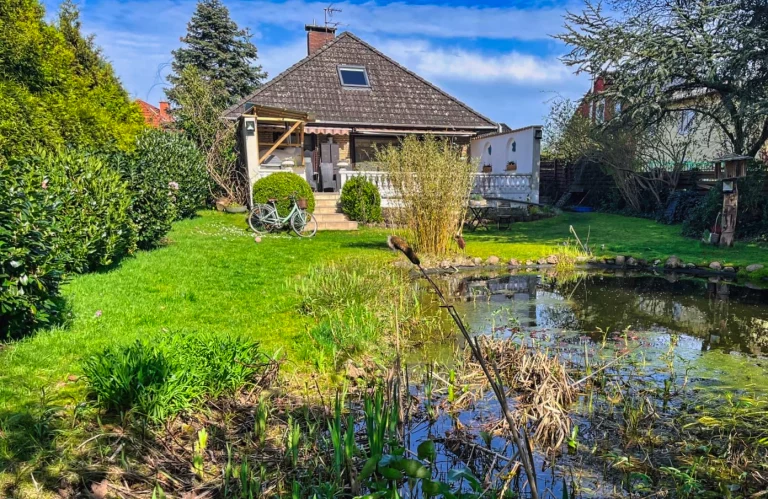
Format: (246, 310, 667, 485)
(378, 135, 475, 256)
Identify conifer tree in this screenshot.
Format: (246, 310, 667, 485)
(167, 0, 266, 106)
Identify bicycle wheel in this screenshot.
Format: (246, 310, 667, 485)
(290, 210, 317, 238)
(248, 204, 275, 234)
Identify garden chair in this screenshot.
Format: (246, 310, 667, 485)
(320, 163, 336, 192)
(305, 157, 318, 191)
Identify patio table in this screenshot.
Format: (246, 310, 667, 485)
(466, 204, 491, 231)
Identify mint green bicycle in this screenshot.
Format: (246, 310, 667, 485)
(248, 193, 317, 238)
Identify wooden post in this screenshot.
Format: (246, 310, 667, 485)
(720, 182, 738, 247)
(258, 120, 302, 164)
(298, 123, 305, 167)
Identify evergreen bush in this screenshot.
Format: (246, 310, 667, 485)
(133, 130, 208, 219)
(0, 161, 66, 338)
(340, 176, 382, 223)
(20, 148, 137, 273)
(252, 172, 315, 215)
(110, 140, 177, 250)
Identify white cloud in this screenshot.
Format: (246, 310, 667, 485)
(376, 39, 571, 84)
(235, 0, 572, 41)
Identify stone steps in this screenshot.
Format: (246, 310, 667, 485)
(312, 193, 357, 231)
(314, 198, 340, 209)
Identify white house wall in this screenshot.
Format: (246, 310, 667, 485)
(470, 127, 541, 203)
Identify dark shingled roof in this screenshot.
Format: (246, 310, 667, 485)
(223, 32, 497, 130)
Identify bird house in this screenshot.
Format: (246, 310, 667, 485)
(711, 153, 752, 247)
(712, 153, 751, 182)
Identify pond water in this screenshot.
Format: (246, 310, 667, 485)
(401, 270, 768, 497)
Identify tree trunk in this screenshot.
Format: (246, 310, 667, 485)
(720, 185, 738, 247)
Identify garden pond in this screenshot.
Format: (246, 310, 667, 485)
(397, 269, 768, 497)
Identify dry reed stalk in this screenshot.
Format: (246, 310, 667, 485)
(387, 234, 541, 499)
(463, 338, 577, 453)
(378, 136, 475, 256)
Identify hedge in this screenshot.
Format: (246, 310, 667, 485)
(22, 148, 137, 273)
(0, 160, 66, 339)
(340, 176, 382, 223)
(252, 172, 315, 215)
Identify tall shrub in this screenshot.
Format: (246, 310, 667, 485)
(111, 140, 177, 249)
(379, 136, 474, 255)
(133, 129, 207, 219)
(340, 176, 382, 223)
(0, 0, 144, 162)
(19, 149, 136, 273)
(252, 172, 315, 215)
(0, 161, 66, 339)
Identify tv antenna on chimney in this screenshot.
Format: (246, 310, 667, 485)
(324, 4, 341, 28)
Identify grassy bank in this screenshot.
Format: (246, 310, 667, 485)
(465, 212, 768, 268)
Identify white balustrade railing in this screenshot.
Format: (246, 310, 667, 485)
(471, 173, 534, 202)
(255, 167, 536, 206)
(338, 169, 535, 206)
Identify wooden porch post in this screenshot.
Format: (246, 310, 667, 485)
(259, 120, 302, 164)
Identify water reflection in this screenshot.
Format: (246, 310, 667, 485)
(442, 271, 768, 355)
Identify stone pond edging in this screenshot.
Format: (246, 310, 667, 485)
(402, 254, 767, 281)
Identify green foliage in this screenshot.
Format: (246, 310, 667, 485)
(379, 135, 475, 255)
(252, 172, 315, 215)
(18, 148, 136, 273)
(340, 176, 382, 223)
(558, 0, 768, 157)
(136, 129, 207, 218)
(0, 0, 144, 161)
(111, 132, 178, 249)
(81, 331, 266, 422)
(167, 0, 266, 106)
(0, 161, 65, 338)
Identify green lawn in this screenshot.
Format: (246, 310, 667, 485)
(466, 212, 768, 268)
(1, 210, 766, 419)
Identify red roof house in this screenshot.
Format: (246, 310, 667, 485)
(136, 100, 173, 128)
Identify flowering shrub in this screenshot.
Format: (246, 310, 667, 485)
(0, 161, 66, 339)
(134, 130, 207, 219)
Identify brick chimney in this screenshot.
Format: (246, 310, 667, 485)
(305, 25, 336, 55)
(159, 101, 170, 119)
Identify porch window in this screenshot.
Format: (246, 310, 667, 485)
(353, 136, 399, 164)
(338, 66, 370, 87)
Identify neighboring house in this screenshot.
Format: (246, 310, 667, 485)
(136, 100, 173, 128)
(471, 125, 542, 203)
(578, 76, 724, 168)
(224, 25, 541, 207)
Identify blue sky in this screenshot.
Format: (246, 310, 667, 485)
(43, 0, 590, 128)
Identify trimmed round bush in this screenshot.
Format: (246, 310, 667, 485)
(21, 148, 137, 273)
(340, 176, 382, 223)
(133, 129, 207, 219)
(252, 172, 315, 215)
(0, 160, 66, 338)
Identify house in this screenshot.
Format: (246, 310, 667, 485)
(471, 125, 542, 203)
(578, 76, 724, 168)
(136, 100, 173, 128)
(224, 25, 541, 208)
